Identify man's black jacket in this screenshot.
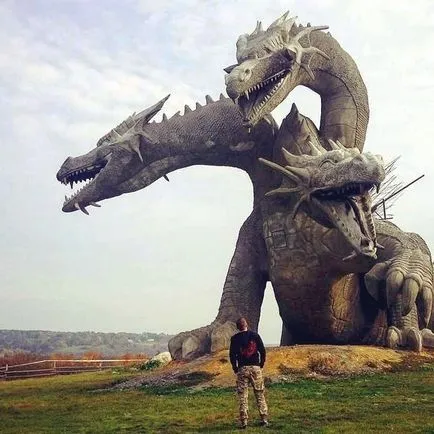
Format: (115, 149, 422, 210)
(229, 330, 266, 373)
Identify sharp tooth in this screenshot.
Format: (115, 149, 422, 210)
(376, 184, 381, 193)
(89, 202, 101, 208)
(163, 175, 170, 182)
(64, 195, 68, 202)
(245, 90, 249, 100)
(70, 181, 73, 189)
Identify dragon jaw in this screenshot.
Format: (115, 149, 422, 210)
(224, 12, 329, 128)
(56, 139, 145, 214)
(56, 95, 171, 214)
(260, 140, 386, 260)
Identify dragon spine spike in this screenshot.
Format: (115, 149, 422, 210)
(219, 93, 225, 100)
(281, 17, 297, 35)
(196, 102, 202, 109)
(268, 11, 289, 30)
(162, 113, 168, 122)
(170, 111, 181, 119)
(205, 95, 214, 104)
(184, 104, 192, 114)
(133, 94, 171, 124)
(251, 20, 263, 35)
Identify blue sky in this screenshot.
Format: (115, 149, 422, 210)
(1, 0, 433, 344)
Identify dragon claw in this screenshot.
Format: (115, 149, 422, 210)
(385, 270, 404, 307)
(402, 278, 420, 316)
(386, 326, 423, 352)
(386, 326, 402, 349)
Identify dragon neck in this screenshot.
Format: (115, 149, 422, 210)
(295, 27, 369, 151)
(127, 96, 275, 199)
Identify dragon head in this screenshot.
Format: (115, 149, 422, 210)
(224, 12, 329, 129)
(260, 140, 386, 260)
(56, 95, 170, 214)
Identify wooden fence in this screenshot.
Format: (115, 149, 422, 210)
(0, 359, 146, 380)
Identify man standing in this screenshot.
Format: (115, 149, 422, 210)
(229, 317, 269, 429)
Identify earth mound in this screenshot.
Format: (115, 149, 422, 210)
(114, 345, 434, 390)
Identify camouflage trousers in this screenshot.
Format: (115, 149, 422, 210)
(236, 365, 268, 424)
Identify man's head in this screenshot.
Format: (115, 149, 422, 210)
(236, 317, 248, 331)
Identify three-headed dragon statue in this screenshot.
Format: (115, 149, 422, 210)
(56, 12, 434, 360)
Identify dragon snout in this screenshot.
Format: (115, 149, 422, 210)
(56, 156, 73, 180)
(225, 67, 253, 98)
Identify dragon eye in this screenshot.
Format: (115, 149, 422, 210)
(319, 159, 335, 168)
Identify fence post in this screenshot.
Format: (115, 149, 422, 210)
(53, 360, 56, 374)
(5, 364, 8, 379)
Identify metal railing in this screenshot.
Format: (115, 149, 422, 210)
(0, 358, 146, 380)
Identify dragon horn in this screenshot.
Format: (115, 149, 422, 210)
(133, 94, 171, 124)
(303, 45, 331, 60)
(300, 63, 315, 80)
(308, 140, 326, 156)
(265, 186, 301, 197)
(282, 148, 306, 166)
(328, 139, 341, 150)
(282, 147, 317, 166)
(259, 158, 309, 183)
(293, 25, 329, 44)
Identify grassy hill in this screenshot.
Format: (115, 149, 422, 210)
(0, 329, 173, 357)
(1, 347, 434, 433)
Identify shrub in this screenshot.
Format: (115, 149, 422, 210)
(139, 359, 162, 371)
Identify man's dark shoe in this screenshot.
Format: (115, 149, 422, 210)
(239, 423, 247, 429)
(260, 419, 269, 427)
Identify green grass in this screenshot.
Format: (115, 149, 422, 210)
(1, 367, 434, 433)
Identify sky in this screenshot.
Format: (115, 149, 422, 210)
(1, 0, 433, 345)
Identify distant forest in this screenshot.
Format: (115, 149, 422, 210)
(0, 329, 173, 357)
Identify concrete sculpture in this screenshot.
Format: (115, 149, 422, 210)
(57, 13, 433, 359)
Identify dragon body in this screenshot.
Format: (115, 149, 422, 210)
(56, 13, 433, 359)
